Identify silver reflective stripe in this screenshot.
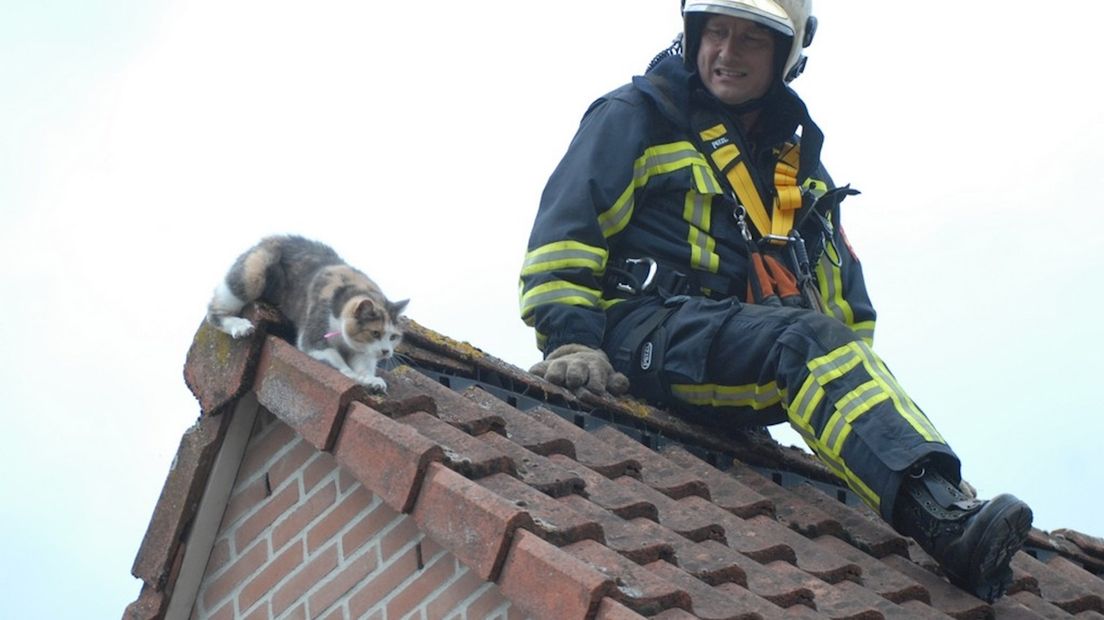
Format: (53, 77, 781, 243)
(821, 380, 888, 452)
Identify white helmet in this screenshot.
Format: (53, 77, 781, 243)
(682, 0, 817, 82)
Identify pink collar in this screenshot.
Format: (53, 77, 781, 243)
(323, 331, 341, 341)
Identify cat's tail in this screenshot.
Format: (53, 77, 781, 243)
(206, 238, 283, 338)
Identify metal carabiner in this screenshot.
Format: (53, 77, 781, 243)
(616, 257, 658, 294)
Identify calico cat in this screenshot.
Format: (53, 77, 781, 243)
(206, 235, 407, 393)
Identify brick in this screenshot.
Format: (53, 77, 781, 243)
(202, 539, 268, 611)
(342, 502, 400, 557)
(207, 600, 235, 620)
(591, 426, 711, 500)
(813, 534, 929, 604)
(273, 481, 338, 551)
(234, 481, 300, 554)
(479, 473, 604, 547)
(223, 475, 269, 531)
(412, 463, 535, 581)
(479, 431, 586, 497)
(529, 408, 642, 478)
(882, 553, 993, 618)
(347, 545, 420, 617)
(399, 410, 516, 479)
(237, 422, 297, 485)
(266, 438, 316, 491)
(241, 600, 269, 620)
(132, 411, 231, 587)
(303, 451, 338, 493)
(426, 563, 485, 619)
(466, 583, 514, 620)
(644, 560, 783, 620)
(792, 482, 910, 558)
(308, 548, 379, 615)
(660, 445, 775, 518)
(497, 530, 615, 620)
(386, 552, 457, 620)
(460, 387, 575, 457)
(723, 462, 844, 539)
(272, 544, 339, 615)
(564, 538, 691, 616)
(548, 455, 658, 520)
(205, 538, 231, 576)
(239, 542, 305, 611)
(279, 603, 308, 620)
(380, 517, 420, 561)
(183, 306, 278, 415)
(384, 366, 506, 435)
(332, 402, 444, 514)
(253, 336, 373, 451)
(307, 484, 374, 554)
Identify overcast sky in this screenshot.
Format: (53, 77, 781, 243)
(3, 1, 1103, 617)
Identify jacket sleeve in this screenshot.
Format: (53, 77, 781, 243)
(519, 92, 650, 355)
(815, 197, 878, 346)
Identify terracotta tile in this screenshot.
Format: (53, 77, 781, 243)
(881, 553, 993, 618)
(722, 462, 844, 539)
(332, 403, 444, 514)
(894, 600, 957, 619)
(593, 597, 648, 619)
(590, 426, 711, 500)
(548, 455, 658, 521)
(1005, 591, 1073, 619)
(564, 539, 692, 616)
(497, 529, 616, 620)
(813, 534, 930, 604)
(720, 557, 816, 610)
(183, 304, 283, 416)
(399, 410, 516, 479)
(1015, 552, 1104, 614)
(558, 495, 677, 567)
(727, 514, 861, 583)
(648, 609, 701, 620)
(1052, 530, 1104, 562)
(459, 387, 576, 457)
(660, 445, 775, 518)
(122, 584, 167, 620)
(989, 596, 1054, 619)
(253, 336, 372, 451)
(644, 559, 785, 620)
(479, 431, 585, 497)
(791, 482, 910, 558)
(383, 366, 505, 435)
(132, 411, 231, 587)
(613, 478, 726, 544)
(478, 473, 604, 547)
(529, 409, 642, 478)
(412, 463, 534, 581)
(803, 579, 933, 620)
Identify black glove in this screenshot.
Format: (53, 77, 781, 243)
(529, 344, 630, 396)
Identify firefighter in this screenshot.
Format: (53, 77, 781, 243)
(519, 0, 1033, 603)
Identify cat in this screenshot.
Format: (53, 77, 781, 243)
(206, 235, 408, 393)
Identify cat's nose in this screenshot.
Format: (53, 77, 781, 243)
(381, 349, 392, 359)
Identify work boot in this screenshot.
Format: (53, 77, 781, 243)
(893, 466, 1033, 602)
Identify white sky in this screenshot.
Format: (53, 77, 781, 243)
(3, 1, 1103, 617)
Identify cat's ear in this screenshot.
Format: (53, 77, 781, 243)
(389, 299, 409, 317)
(354, 298, 381, 320)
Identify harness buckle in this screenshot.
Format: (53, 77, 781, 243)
(616, 257, 658, 294)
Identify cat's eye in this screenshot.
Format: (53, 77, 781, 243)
(390, 334, 400, 342)
(371, 330, 382, 339)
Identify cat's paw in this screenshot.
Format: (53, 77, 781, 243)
(356, 373, 387, 394)
(221, 317, 255, 339)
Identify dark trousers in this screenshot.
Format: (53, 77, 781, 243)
(604, 296, 960, 521)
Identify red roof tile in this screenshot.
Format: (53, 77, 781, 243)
(127, 309, 1104, 619)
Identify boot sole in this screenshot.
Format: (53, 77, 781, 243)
(967, 494, 1033, 602)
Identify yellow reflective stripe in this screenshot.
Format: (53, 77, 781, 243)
(807, 344, 862, 385)
(787, 404, 881, 510)
(820, 379, 890, 454)
(519, 281, 602, 319)
(599, 142, 707, 238)
(692, 164, 723, 195)
(816, 253, 855, 326)
(854, 341, 945, 444)
(670, 382, 782, 410)
(802, 177, 829, 198)
(521, 241, 607, 276)
(684, 191, 719, 274)
(851, 320, 875, 346)
(790, 370, 826, 424)
(699, 123, 727, 141)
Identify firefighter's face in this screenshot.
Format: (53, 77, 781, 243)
(696, 15, 775, 106)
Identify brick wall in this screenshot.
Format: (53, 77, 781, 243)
(190, 410, 526, 620)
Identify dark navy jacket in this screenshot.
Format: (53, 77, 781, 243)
(520, 56, 876, 355)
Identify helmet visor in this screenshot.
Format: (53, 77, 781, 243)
(683, 0, 795, 37)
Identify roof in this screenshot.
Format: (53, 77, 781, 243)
(127, 303, 1104, 619)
